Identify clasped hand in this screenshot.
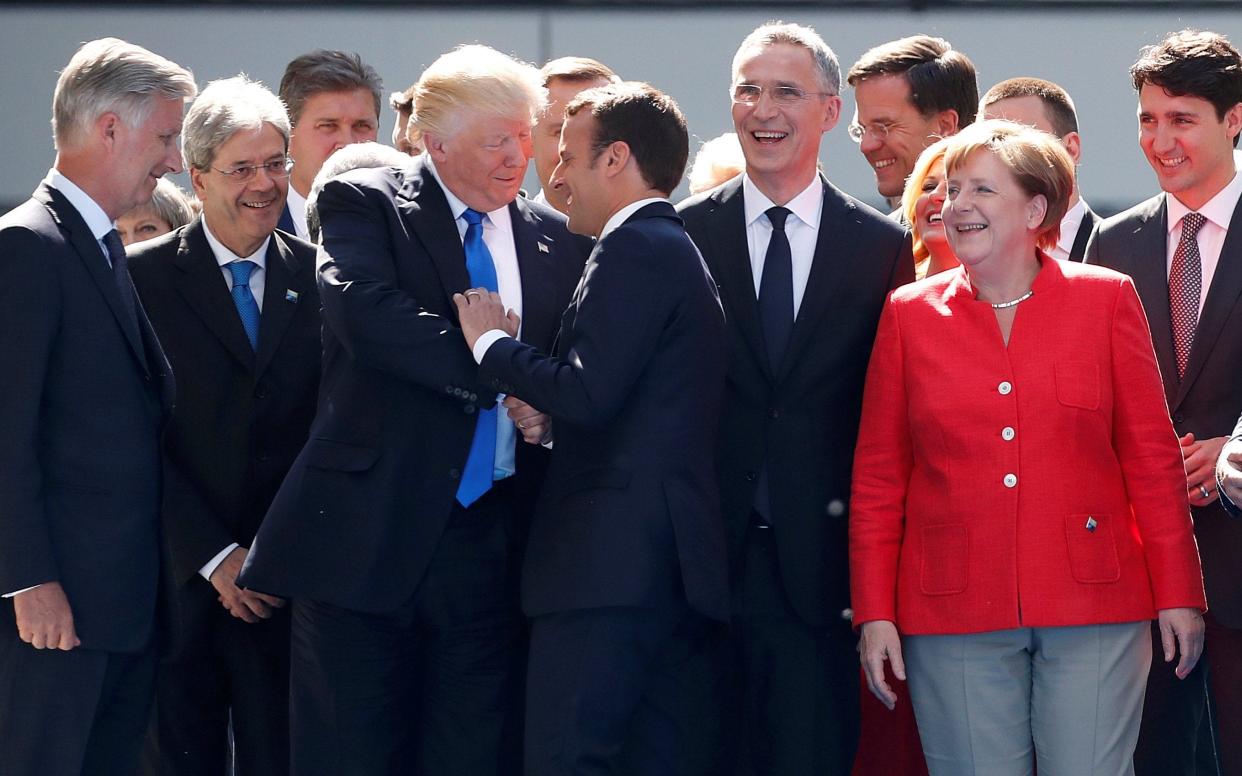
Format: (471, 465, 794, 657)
(453, 288, 519, 351)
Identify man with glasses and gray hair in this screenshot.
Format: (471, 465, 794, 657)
(0, 37, 194, 776)
(678, 21, 912, 775)
(127, 75, 320, 776)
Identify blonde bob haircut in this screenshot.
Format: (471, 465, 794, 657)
(942, 119, 1074, 251)
(410, 45, 545, 147)
(901, 136, 952, 265)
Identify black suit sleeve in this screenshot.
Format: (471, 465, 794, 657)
(889, 231, 916, 289)
(315, 177, 491, 401)
(1082, 226, 1101, 266)
(0, 226, 62, 593)
(480, 227, 670, 429)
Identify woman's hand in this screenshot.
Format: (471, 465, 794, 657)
(860, 620, 906, 710)
(1158, 607, 1205, 679)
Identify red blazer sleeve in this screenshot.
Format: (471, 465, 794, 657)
(1109, 277, 1206, 611)
(850, 293, 913, 625)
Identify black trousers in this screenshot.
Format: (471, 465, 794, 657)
(288, 490, 525, 776)
(144, 593, 290, 776)
(1134, 619, 1215, 776)
(524, 605, 729, 776)
(729, 525, 859, 776)
(0, 614, 157, 776)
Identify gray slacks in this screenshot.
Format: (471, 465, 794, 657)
(904, 621, 1151, 776)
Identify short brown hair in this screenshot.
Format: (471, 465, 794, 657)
(942, 119, 1075, 251)
(565, 82, 688, 196)
(279, 50, 382, 126)
(847, 35, 979, 127)
(388, 84, 415, 114)
(1131, 29, 1242, 147)
(540, 56, 618, 88)
(980, 77, 1079, 138)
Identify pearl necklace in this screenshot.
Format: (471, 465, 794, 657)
(990, 290, 1034, 309)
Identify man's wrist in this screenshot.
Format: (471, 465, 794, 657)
(472, 329, 511, 363)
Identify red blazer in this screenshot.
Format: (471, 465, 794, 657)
(849, 256, 1206, 635)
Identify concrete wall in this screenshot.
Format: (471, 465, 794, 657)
(2, 5, 1240, 213)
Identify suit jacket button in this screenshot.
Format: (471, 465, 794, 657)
(469, 393, 478, 402)
(464, 404, 476, 415)
(745, 471, 757, 482)
(1004, 473, 1018, 488)
(826, 499, 845, 517)
(445, 385, 454, 394)
(453, 387, 464, 397)
(998, 381, 1013, 395)
(449, 468, 461, 480)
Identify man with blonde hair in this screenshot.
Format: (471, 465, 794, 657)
(0, 37, 195, 776)
(240, 44, 590, 776)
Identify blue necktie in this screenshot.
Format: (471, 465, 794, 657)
(228, 260, 261, 351)
(457, 208, 499, 507)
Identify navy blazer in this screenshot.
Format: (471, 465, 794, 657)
(240, 158, 589, 612)
(0, 183, 173, 652)
(480, 201, 730, 622)
(678, 176, 913, 628)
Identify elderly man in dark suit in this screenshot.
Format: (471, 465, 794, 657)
(240, 44, 589, 776)
(457, 81, 730, 776)
(128, 75, 320, 776)
(0, 38, 195, 776)
(678, 22, 913, 776)
(1086, 29, 1242, 776)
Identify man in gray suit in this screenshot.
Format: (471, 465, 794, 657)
(1085, 29, 1242, 776)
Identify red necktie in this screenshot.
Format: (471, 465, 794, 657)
(1169, 211, 1206, 380)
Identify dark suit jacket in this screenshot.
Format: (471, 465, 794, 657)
(480, 202, 730, 623)
(1067, 201, 1101, 262)
(0, 183, 173, 652)
(678, 176, 914, 628)
(239, 159, 589, 613)
(128, 219, 321, 650)
(1086, 192, 1242, 627)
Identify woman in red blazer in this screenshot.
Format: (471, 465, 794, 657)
(850, 120, 1206, 776)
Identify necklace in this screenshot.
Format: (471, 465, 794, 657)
(990, 290, 1034, 309)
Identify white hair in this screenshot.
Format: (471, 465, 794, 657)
(410, 44, 545, 143)
(182, 75, 290, 171)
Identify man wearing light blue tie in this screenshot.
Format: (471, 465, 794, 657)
(239, 44, 590, 776)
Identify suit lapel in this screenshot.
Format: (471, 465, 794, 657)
(1176, 193, 1242, 407)
(778, 177, 844, 382)
(1126, 195, 1179, 405)
(172, 220, 256, 371)
(1068, 204, 1099, 262)
(35, 184, 149, 374)
(509, 198, 558, 349)
(702, 179, 770, 378)
(254, 233, 308, 379)
(397, 160, 471, 309)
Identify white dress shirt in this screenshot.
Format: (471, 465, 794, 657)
(1049, 197, 1088, 263)
(426, 154, 520, 481)
(742, 173, 823, 316)
(1166, 164, 1242, 317)
(284, 185, 311, 241)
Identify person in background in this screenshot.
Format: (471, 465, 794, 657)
(305, 141, 410, 242)
(117, 177, 195, 247)
(531, 56, 618, 213)
(388, 84, 421, 156)
(902, 137, 958, 280)
(853, 119, 1206, 776)
(687, 131, 746, 194)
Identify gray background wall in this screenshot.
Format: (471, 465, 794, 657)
(2, 5, 1241, 214)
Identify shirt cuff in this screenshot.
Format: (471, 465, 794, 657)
(199, 543, 241, 581)
(472, 330, 511, 364)
(2, 584, 41, 598)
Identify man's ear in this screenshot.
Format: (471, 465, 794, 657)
(96, 111, 121, 151)
(935, 109, 960, 138)
(603, 140, 632, 179)
(1061, 131, 1083, 166)
(189, 166, 207, 199)
(422, 130, 448, 163)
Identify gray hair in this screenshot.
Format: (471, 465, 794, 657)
(279, 50, 383, 126)
(305, 141, 409, 241)
(732, 21, 841, 95)
(146, 177, 196, 230)
(52, 37, 196, 151)
(182, 75, 290, 171)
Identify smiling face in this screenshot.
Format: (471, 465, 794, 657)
(288, 88, 379, 196)
(1138, 83, 1242, 210)
(109, 96, 186, 218)
(428, 109, 533, 213)
(549, 110, 611, 237)
(191, 123, 288, 257)
(942, 148, 1045, 269)
(731, 42, 839, 202)
(853, 73, 949, 199)
(914, 156, 950, 257)
(115, 204, 173, 246)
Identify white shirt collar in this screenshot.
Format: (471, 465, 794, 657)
(1056, 197, 1088, 255)
(423, 153, 512, 229)
(45, 168, 114, 241)
(202, 214, 270, 269)
(1167, 163, 1242, 233)
(599, 197, 668, 240)
(742, 173, 822, 230)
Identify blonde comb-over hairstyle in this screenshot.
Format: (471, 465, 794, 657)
(943, 119, 1074, 251)
(410, 45, 545, 147)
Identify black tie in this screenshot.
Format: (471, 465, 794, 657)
(103, 229, 141, 338)
(758, 207, 794, 372)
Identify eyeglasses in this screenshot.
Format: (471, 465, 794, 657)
(847, 121, 897, 143)
(730, 83, 833, 106)
(211, 158, 294, 182)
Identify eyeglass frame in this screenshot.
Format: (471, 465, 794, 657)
(210, 157, 295, 182)
(846, 120, 901, 144)
(729, 82, 836, 107)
